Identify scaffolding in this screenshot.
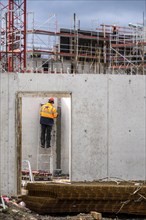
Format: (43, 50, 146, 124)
(26, 22, 104, 74)
(26, 19, 146, 74)
(0, 0, 145, 74)
(108, 24, 145, 74)
(26, 13, 59, 73)
(0, 0, 26, 72)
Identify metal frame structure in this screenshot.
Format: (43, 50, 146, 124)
(0, 0, 26, 72)
(27, 20, 146, 74)
(108, 24, 145, 74)
(0, 0, 145, 74)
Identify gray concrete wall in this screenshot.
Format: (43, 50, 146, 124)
(22, 97, 52, 172)
(61, 98, 71, 175)
(0, 73, 146, 196)
(22, 96, 70, 175)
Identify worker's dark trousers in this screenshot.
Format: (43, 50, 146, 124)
(41, 124, 52, 148)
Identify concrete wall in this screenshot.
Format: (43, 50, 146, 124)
(22, 97, 54, 172)
(0, 73, 146, 196)
(22, 96, 70, 175)
(61, 98, 71, 174)
(27, 59, 103, 74)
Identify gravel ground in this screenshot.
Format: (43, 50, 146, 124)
(0, 203, 111, 220)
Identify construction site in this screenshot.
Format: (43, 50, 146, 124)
(1, 0, 146, 219)
(0, 0, 145, 74)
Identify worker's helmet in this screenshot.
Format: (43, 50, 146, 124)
(48, 97, 54, 103)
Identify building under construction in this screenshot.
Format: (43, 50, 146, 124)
(0, 0, 145, 74)
(1, 0, 146, 217)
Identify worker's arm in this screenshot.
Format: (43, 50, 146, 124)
(53, 107, 58, 118)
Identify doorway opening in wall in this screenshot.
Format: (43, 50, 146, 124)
(16, 92, 71, 194)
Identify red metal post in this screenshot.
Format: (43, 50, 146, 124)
(8, 0, 14, 72)
(23, 0, 27, 71)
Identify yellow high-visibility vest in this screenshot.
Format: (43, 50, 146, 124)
(40, 103, 58, 119)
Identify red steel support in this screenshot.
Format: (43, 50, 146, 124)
(8, 0, 14, 72)
(24, 0, 27, 70)
(4, 0, 27, 72)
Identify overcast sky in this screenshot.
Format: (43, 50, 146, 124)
(27, 0, 146, 30)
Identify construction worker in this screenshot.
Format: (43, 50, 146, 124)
(112, 25, 118, 36)
(40, 97, 58, 148)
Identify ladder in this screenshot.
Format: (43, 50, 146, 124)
(22, 160, 34, 185)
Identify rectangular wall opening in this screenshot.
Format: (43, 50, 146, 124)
(16, 92, 71, 194)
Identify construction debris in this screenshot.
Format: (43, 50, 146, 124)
(22, 170, 52, 181)
(0, 195, 7, 210)
(0, 195, 113, 219)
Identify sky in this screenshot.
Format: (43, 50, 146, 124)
(27, 0, 146, 31)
